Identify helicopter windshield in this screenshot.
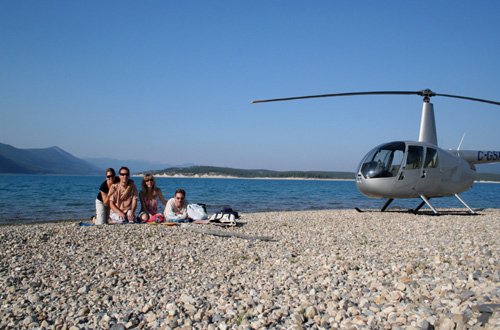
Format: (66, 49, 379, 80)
(360, 142, 405, 179)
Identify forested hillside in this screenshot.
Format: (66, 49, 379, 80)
(142, 165, 500, 181)
(144, 166, 357, 180)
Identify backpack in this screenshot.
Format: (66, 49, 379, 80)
(209, 207, 239, 226)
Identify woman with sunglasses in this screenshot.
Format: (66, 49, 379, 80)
(137, 174, 167, 222)
(93, 168, 118, 225)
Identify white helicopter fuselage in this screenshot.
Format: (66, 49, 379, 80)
(355, 141, 478, 199)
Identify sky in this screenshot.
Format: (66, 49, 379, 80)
(1, 1, 499, 172)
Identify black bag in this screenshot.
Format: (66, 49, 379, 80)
(221, 207, 238, 219)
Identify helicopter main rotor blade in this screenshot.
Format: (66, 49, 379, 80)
(251, 91, 418, 103)
(252, 89, 500, 106)
(434, 93, 500, 106)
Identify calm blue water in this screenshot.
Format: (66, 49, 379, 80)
(0, 175, 498, 224)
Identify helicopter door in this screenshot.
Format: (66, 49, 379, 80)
(417, 147, 440, 192)
(394, 145, 424, 197)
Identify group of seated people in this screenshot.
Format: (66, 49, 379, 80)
(93, 167, 189, 225)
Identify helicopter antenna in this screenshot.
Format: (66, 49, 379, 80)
(252, 89, 500, 105)
(457, 133, 466, 150)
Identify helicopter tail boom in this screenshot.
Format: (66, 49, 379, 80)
(450, 150, 500, 165)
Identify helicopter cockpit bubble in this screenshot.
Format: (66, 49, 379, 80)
(359, 142, 405, 179)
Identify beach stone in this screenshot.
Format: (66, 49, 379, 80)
(459, 290, 475, 299)
(78, 307, 90, 316)
(106, 269, 118, 277)
(27, 293, 41, 304)
(109, 324, 126, 330)
(304, 306, 317, 318)
(180, 294, 196, 305)
(142, 303, 153, 313)
(145, 312, 156, 323)
(78, 285, 89, 294)
(437, 317, 455, 330)
(382, 306, 395, 314)
(22, 315, 38, 326)
(291, 313, 304, 324)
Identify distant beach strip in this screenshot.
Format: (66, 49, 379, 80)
(136, 165, 500, 182)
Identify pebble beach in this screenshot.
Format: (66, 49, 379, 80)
(0, 209, 499, 330)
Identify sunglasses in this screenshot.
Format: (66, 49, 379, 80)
(145, 179, 153, 183)
(119, 173, 129, 176)
(106, 175, 114, 178)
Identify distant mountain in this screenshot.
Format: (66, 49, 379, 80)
(84, 158, 195, 174)
(0, 143, 102, 175)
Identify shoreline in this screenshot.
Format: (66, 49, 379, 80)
(1, 209, 499, 328)
(0, 173, 498, 183)
(139, 173, 355, 181)
(5, 205, 500, 227)
(136, 174, 500, 183)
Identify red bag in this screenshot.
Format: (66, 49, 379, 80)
(146, 214, 165, 223)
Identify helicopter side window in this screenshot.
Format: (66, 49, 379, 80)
(424, 147, 438, 168)
(405, 146, 423, 170)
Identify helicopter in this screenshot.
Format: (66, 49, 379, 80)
(252, 89, 500, 215)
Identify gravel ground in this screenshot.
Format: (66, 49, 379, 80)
(0, 209, 499, 330)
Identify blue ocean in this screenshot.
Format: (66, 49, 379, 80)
(0, 175, 498, 224)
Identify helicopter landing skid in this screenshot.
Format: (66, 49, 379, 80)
(455, 194, 476, 214)
(413, 195, 438, 215)
(355, 194, 476, 215)
(411, 194, 476, 215)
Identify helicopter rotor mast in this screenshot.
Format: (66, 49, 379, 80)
(419, 101, 438, 146)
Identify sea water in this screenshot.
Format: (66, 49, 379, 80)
(0, 175, 498, 224)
